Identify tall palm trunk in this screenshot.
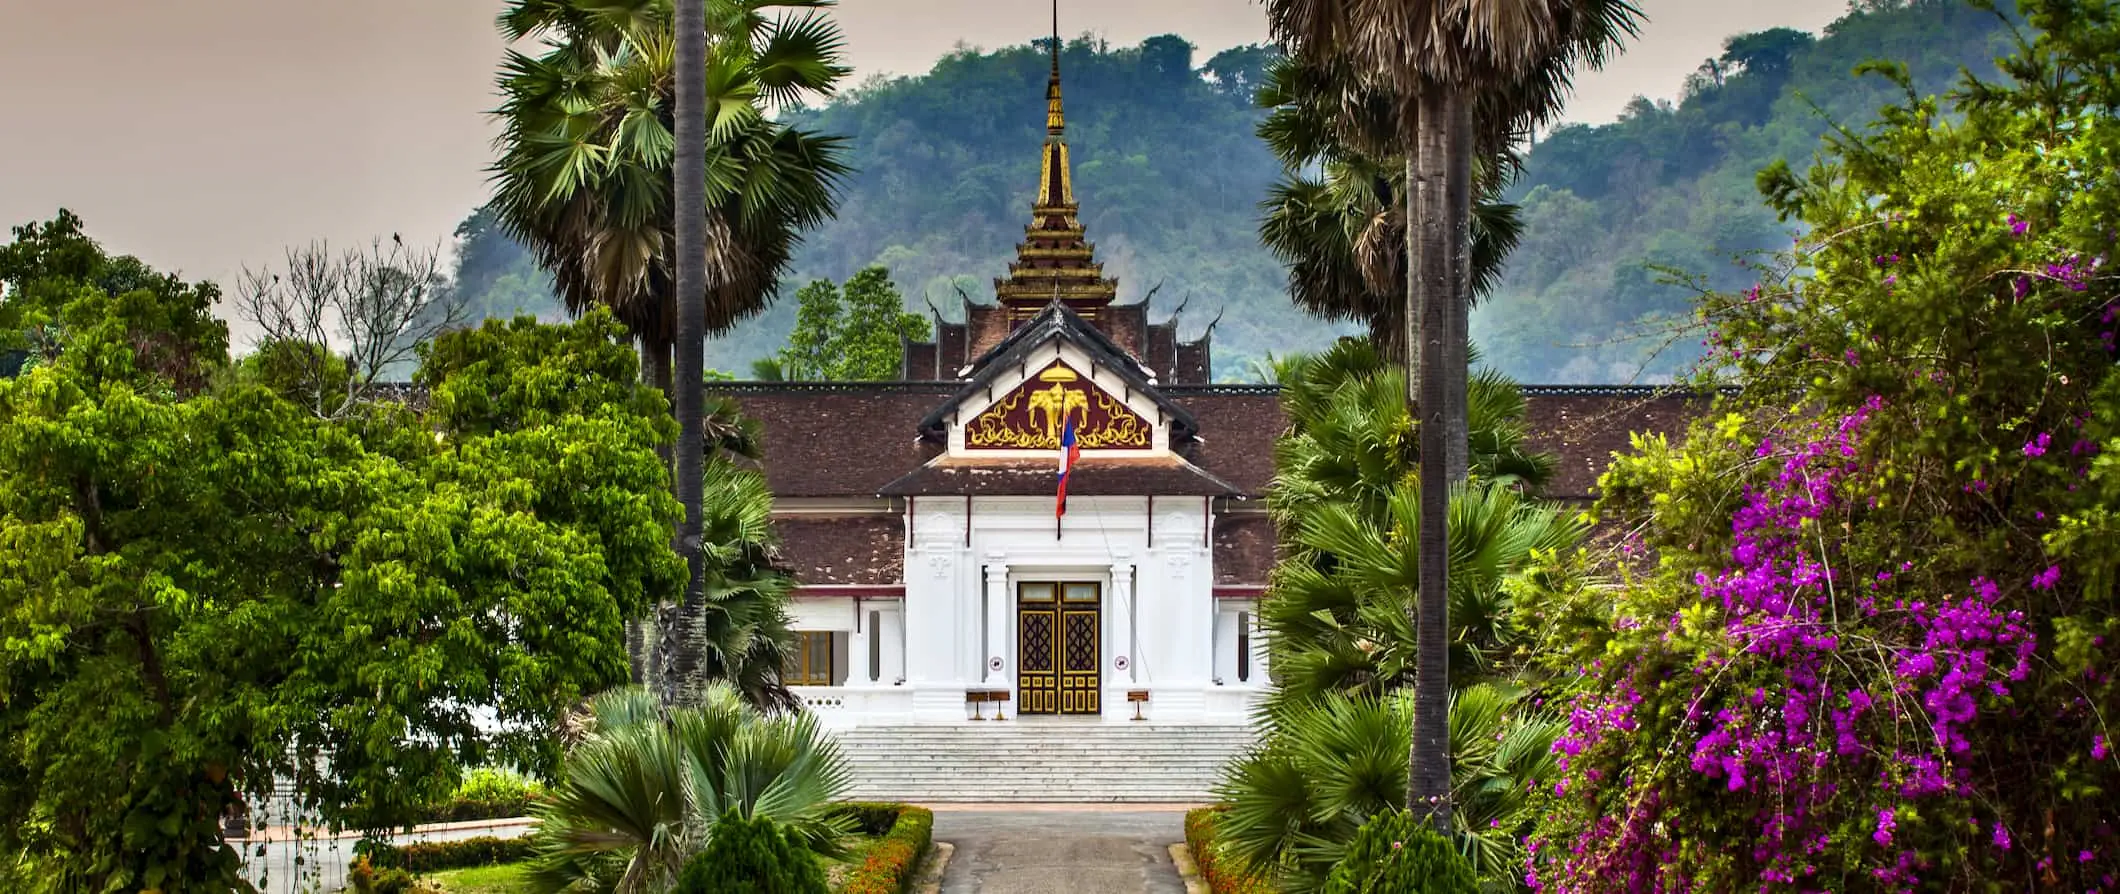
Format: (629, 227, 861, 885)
(1408, 88, 1454, 830)
(667, 0, 709, 708)
(1444, 99, 1474, 486)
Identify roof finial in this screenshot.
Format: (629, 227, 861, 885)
(1045, 0, 1064, 138)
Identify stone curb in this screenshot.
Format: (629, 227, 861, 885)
(912, 841, 955, 894)
(1168, 842, 1210, 894)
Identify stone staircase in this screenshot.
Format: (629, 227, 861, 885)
(833, 722, 1258, 803)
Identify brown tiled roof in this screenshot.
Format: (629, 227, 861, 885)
(968, 305, 1010, 359)
(717, 386, 952, 497)
(901, 341, 937, 380)
(1174, 339, 1211, 385)
(774, 514, 903, 585)
(1213, 511, 1277, 585)
(879, 455, 1241, 497)
(1168, 389, 1286, 498)
(1102, 302, 1147, 359)
(937, 321, 968, 375)
(1521, 390, 1711, 500)
(718, 382, 1711, 505)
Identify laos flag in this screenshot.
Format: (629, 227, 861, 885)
(1056, 418, 1080, 517)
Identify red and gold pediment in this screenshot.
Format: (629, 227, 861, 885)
(964, 362, 1150, 450)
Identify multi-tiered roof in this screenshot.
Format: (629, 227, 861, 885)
(992, 28, 1118, 324)
(900, 15, 1217, 384)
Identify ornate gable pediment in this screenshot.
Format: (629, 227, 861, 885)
(965, 361, 1150, 451)
(915, 302, 1198, 458)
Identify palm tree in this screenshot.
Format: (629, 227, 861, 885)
(1257, 57, 1525, 366)
(1262, 0, 1640, 828)
(1215, 685, 1563, 893)
(527, 684, 854, 893)
(491, 0, 849, 705)
(636, 458, 802, 711)
(673, 0, 708, 711)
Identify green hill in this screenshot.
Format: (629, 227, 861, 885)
(446, 0, 2019, 382)
(1481, 0, 2016, 382)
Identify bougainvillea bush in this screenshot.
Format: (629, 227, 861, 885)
(1527, 1, 2120, 890)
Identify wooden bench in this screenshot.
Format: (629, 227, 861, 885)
(1127, 689, 1150, 721)
(966, 688, 1011, 721)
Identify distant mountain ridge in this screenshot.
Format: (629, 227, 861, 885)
(445, 0, 2019, 382)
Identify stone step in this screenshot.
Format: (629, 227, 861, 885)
(829, 724, 1255, 802)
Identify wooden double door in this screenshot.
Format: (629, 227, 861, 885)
(1016, 581, 1101, 715)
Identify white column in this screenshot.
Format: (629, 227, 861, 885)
(1249, 609, 1270, 686)
(1110, 560, 1136, 683)
(982, 561, 1010, 687)
(847, 605, 873, 686)
(1213, 607, 1238, 683)
(880, 606, 907, 684)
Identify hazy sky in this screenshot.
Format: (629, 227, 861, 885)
(0, 0, 1850, 291)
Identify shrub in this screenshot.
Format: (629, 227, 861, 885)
(346, 855, 421, 894)
(1323, 810, 1475, 894)
(827, 801, 907, 837)
(1182, 807, 1273, 894)
(408, 766, 547, 823)
(675, 810, 828, 894)
(354, 835, 533, 873)
(839, 804, 934, 894)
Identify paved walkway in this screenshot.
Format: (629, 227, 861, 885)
(930, 805, 1193, 894)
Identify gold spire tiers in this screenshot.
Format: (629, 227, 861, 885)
(996, 3, 1118, 324)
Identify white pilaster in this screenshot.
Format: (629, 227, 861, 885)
(1110, 558, 1136, 683)
(982, 560, 1010, 687)
(848, 605, 873, 686)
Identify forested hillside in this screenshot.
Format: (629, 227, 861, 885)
(445, 0, 2019, 382)
(1481, 0, 2016, 381)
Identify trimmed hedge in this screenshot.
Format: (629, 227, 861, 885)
(835, 802, 934, 894)
(354, 835, 534, 873)
(1184, 807, 1274, 894)
(414, 795, 544, 823)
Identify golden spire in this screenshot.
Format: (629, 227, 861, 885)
(1045, 0, 1064, 138)
(996, 0, 1116, 321)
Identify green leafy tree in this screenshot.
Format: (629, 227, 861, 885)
(0, 213, 681, 889)
(778, 278, 843, 379)
(767, 265, 929, 380)
(527, 685, 852, 893)
(1530, 3, 2120, 888)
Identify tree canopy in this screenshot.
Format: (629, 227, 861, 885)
(0, 214, 683, 890)
(1529, 0, 2120, 885)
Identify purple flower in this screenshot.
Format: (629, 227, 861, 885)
(2097, 735, 2111, 761)
(2032, 565, 2062, 591)
(1994, 823, 2013, 850)
(1874, 809, 1897, 846)
(2025, 432, 2051, 457)
(2009, 213, 2030, 236)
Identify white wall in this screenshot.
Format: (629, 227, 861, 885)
(896, 495, 1222, 722)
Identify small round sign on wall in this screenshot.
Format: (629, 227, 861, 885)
(989, 656, 1004, 672)
(1113, 655, 1129, 671)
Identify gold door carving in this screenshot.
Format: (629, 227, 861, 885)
(1016, 582, 1100, 715)
(965, 363, 1150, 450)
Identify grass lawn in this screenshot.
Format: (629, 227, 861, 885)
(426, 863, 536, 893)
(419, 835, 883, 892)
